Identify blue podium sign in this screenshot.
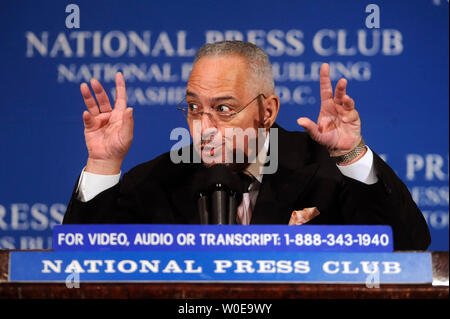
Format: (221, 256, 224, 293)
(52, 225, 393, 252)
(9, 251, 431, 284)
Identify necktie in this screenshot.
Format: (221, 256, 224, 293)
(237, 172, 254, 225)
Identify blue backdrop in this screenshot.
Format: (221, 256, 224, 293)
(0, 0, 448, 250)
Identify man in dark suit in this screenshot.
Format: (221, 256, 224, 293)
(63, 41, 430, 250)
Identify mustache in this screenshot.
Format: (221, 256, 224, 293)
(197, 129, 223, 149)
(200, 142, 223, 151)
(194, 127, 260, 152)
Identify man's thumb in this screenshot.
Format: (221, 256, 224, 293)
(297, 117, 315, 132)
(297, 117, 321, 140)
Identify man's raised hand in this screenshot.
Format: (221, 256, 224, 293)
(297, 63, 362, 159)
(81, 72, 133, 174)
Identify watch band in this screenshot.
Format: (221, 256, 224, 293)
(331, 138, 366, 165)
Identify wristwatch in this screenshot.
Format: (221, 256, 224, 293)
(331, 137, 366, 165)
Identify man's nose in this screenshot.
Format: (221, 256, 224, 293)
(200, 112, 217, 132)
(199, 112, 219, 143)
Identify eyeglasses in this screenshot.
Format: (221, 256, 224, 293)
(177, 93, 266, 123)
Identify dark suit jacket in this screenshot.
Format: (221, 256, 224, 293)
(63, 125, 431, 250)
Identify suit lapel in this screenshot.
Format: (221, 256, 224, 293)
(251, 124, 320, 224)
(170, 181, 200, 223)
(167, 149, 203, 224)
(251, 163, 319, 224)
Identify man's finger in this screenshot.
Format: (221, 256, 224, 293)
(82, 110, 97, 130)
(80, 83, 100, 115)
(342, 95, 355, 110)
(320, 63, 333, 101)
(341, 109, 359, 123)
(91, 78, 112, 113)
(120, 107, 134, 145)
(334, 78, 347, 105)
(114, 72, 127, 110)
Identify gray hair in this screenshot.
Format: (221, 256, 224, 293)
(193, 40, 275, 95)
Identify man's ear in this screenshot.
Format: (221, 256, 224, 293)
(263, 94, 280, 128)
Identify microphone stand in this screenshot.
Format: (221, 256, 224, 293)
(211, 183, 227, 225)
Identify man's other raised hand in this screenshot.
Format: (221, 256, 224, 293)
(297, 63, 363, 161)
(81, 72, 133, 175)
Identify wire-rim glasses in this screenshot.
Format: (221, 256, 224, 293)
(177, 93, 266, 123)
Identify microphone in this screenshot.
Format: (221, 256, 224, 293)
(192, 164, 242, 224)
